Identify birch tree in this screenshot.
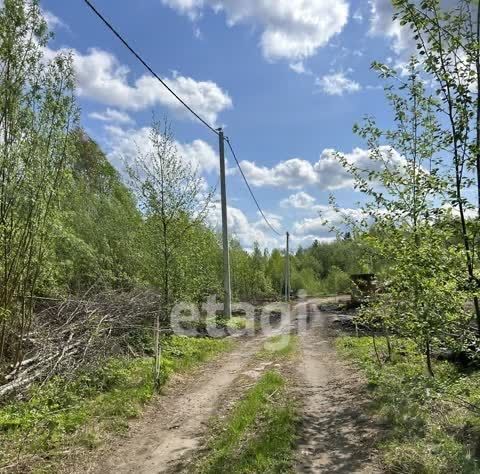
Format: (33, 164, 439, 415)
(127, 120, 213, 388)
(392, 0, 480, 333)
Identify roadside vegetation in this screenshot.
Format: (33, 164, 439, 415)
(338, 337, 480, 473)
(322, 0, 480, 470)
(0, 336, 231, 472)
(256, 334, 299, 360)
(197, 371, 297, 474)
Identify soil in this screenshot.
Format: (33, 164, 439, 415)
(87, 298, 383, 474)
(294, 299, 382, 473)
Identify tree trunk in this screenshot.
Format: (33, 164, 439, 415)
(425, 337, 434, 377)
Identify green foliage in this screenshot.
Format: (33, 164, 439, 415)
(0, 0, 77, 366)
(47, 131, 143, 293)
(196, 371, 297, 474)
(338, 337, 480, 473)
(292, 239, 367, 296)
(0, 336, 232, 471)
(231, 241, 275, 301)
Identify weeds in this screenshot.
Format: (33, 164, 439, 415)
(256, 334, 298, 360)
(337, 336, 480, 473)
(196, 371, 297, 474)
(0, 336, 232, 472)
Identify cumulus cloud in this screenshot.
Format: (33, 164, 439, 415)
(293, 207, 365, 235)
(161, 0, 349, 62)
(206, 203, 282, 249)
(241, 146, 404, 191)
(89, 108, 134, 124)
(240, 158, 318, 190)
(279, 192, 365, 243)
(280, 192, 317, 209)
(176, 139, 218, 173)
(368, 0, 416, 61)
(105, 125, 218, 174)
(43, 9, 67, 30)
(46, 47, 232, 124)
(317, 71, 361, 96)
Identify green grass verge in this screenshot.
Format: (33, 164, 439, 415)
(337, 336, 480, 474)
(0, 336, 232, 472)
(196, 370, 297, 474)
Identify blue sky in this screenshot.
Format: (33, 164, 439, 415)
(42, 0, 413, 250)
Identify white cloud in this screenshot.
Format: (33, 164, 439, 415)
(368, 0, 416, 58)
(289, 61, 311, 75)
(161, 0, 349, 62)
(241, 146, 405, 191)
(293, 206, 365, 235)
(206, 203, 282, 249)
(43, 9, 67, 30)
(105, 125, 218, 174)
(317, 71, 361, 96)
(240, 158, 318, 190)
(281, 192, 317, 209)
(46, 47, 232, 125)
(176, 139, 218, 173)
(316, 146, 405, 190)
(290, 234, 336, 246)
(89, 108, 134, 124)
(353, 9, 364, 23)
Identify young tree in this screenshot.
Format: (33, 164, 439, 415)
(0, 0, 77, 371)
(127, 120, 213, 388)
(392, 0, 480, 333)
(333, 60, 469, 375)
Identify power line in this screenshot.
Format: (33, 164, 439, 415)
(82, 0, 284, 240)
(225, 137, 282, 237)
(82, 0, 219, 136)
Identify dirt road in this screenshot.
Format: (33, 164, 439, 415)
(93, 335, 267, 474)
(92, 299, 381, 473)
(295, 300, 381, 473)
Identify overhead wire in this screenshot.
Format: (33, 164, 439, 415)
(83, 0, 219, 136)
(83, 0, 284, 239)
(225, 137, 283, 237)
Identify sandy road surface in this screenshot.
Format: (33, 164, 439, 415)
(90, 299, 381, 474)
(92, 335, 266, 474)
(295, 300, 381, 473)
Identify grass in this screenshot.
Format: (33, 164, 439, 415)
(205, 315, 251, 331)
(256, 334, 298, 360)
(195, 333, 299, 473)
(337, 336, 480, 474)
(196, 371, 297, 474)
(0, 335, 232, 472)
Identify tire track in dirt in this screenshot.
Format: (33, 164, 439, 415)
(92, 336, 267, 474)
(90, 298, 381, 474)
(294, 300, 382, 473)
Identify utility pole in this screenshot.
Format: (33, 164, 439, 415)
(218, 129, 232, 318)
(285, 232, 290, 302)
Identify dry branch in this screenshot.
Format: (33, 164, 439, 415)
(0, 290, 164, 401)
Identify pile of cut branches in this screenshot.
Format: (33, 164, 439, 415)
(0, 290, 164, 401)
